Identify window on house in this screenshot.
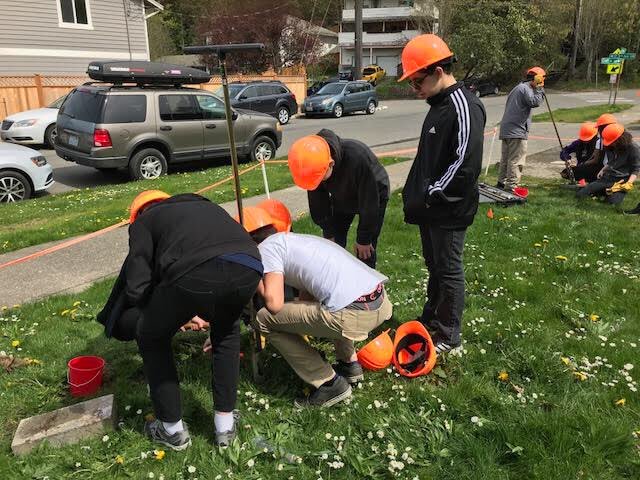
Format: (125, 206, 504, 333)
(384, 21, 408, 33)
(342, 23, 355, 33)
(364, 22, 384, 34)
(58, 0, 91, 27)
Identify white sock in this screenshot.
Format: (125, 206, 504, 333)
(162, 420, 184, 435)
(214, 412, 235, 433)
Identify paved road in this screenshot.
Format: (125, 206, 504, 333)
(26, 88, 640, 194)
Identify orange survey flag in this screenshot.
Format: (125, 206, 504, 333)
(487, 208, 494, 219)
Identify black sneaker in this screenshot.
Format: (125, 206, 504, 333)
(215, 410, 240, 447)
(332, 361, 364, 384)
(144, 419, 192, 451)
(433, 339, 462, 355)
(495, 182, 505, 190)
(294, 375, 352, 408)
(623, 203, 640, 215)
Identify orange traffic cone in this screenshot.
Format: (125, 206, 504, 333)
(487, 208, 494, 219)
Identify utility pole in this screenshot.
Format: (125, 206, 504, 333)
(569, 0, 582, 78)
(354, 0, 363, 80)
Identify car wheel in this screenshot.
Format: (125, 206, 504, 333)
(277, 106, 290, 125)
(250, 136, 276, 162)
(493, 86, 499, 95)
(128, 148, 168, 181)
(0, 170, 32, 202)
(366, 100, 377, 115)
(475, 90, 481, 98)
(332, 103, 344, 118)
(371, 80, 377, 87)
(44, 124, 57, 148)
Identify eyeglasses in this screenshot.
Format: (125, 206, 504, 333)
(409, 75, 427, 90)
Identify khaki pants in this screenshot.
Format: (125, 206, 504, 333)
(253, 294, 393, 387)
(498, 138, 527, 190)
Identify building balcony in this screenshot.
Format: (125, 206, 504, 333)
(338, 30, 421, 47)
(342, 7, 418, 21)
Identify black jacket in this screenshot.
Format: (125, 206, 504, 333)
(126, 194, 260, 306)
(403, 82, 486, 228)
(308, 129, 390, 244)
(96, 257, 129, 338)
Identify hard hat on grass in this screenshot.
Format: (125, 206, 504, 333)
(398, 34, 454, 82)
(256, 199, 292, 233)
(392, 321, 436, 378)
(357, 329, 394, 370)
(288, 135, 332, 191)
(129, 190, 170, 224)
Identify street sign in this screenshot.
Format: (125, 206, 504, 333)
(612, 48, 627, 55)
(601, 57, 623, 65)
(609, 74, 618, 84)
(607, 63, 623, 75)
(610, 53, 636, 60)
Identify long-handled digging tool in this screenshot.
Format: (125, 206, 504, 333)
(543, 92, 576, 185)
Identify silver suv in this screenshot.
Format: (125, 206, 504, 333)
(54, 84, 282, 180)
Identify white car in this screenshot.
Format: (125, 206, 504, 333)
(0, 143, 54, 202)
(1, 95, 66, 147)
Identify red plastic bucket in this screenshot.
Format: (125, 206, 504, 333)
(513, 186, 529, 198)
(67, 356, 105, 397)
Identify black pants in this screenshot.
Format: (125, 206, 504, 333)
(135, 258, 260, 422)
(576, 178, 627, 205)
(561, 162, 601, 183)
(419, 225, 466, 346)
(332, 199, 388, 269)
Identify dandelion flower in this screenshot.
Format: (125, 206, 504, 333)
(11, 340, 20, 348)
(534, 243, 542, 247)
(573, 371, 588, 382)
(115, 455, 124, 464)
(153, 449, 165, 460)
(555, 255, 568, 262)
(589, 314, 600, 322)
(498, 371, 509, 382)
(561, 357, 571, 366)
(73, 301, 81, 307)
(615, 398, 626, 407)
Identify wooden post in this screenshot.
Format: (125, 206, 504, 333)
(34, 74, 44, 107)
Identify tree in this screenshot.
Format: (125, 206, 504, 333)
(577, 0, 609, 81)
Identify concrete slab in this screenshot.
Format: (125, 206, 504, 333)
(11, 394, 116, 455)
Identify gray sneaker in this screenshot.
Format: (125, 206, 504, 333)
(294, 376, 352, 408)
(144, 419, 191, 451)
(215, 410, 240, 447)
(333, 361, 364, 384)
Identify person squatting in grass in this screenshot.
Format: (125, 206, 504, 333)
(576, 124, 640, 206)
(246, 212, 393, 408)
(560, 122, 599, 182)
(288, 129, 390, 268)
(97, 190, 263, 450)
(397, 34, 486, 354)
(496, 66, 545, 192)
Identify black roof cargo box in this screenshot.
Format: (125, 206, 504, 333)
(87, 61, 211, 85)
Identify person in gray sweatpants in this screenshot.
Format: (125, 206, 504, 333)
(497, 67, 545, 192)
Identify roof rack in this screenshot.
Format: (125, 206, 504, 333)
(87, 61, 211, 86)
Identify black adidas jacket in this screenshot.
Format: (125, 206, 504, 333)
(126, 194, 260, 306)
(308, 129, 390, 244)
(403, 82, 486, 228)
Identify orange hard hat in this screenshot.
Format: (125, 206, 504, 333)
(392, 321, 436, 378)
(578, 122, 598, 142)
(357, 329, 394, 371)
(288, 135, 332, 191)
(526, 66, 546, 77)
(257, 199, 292, 233)
(129, 190, 170, 223)
(398, 34, 454, 82)
(234, 206, 275, 233)
(596, 113, 617, 128)
(602, 123, 625, 146)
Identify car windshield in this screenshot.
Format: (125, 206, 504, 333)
(215, 85, 246, 98)
(316, 83, 345, 95)
(48, 95, 67, 109)
(363, 68, 375, 75)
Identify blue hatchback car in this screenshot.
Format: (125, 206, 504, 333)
(303, 81, 378, 118)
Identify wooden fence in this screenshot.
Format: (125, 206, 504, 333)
(0, 73, 308, 119)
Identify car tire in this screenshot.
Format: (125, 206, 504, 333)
(128, 148, 168, 181)
(0, 170, 32, 202)
(332, 103, 344, 118)
(250, 136, 276, 162)
(493, 86, 499, 95)
(277, 106, 290, 125)
(44, 124, 57, 148)
(366, 100, 377, 115)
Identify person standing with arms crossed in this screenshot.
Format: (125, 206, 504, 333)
(397, 34, 486, 353)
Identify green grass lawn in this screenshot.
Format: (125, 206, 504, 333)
(0, 157, 406, 256)
(1, 174, 639, 479)
(532, 103, 634, 123)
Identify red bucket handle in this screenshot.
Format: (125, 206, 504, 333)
(67, 369, 102, 388)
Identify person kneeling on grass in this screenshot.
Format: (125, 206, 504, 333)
(576, 124, 639, 207)
(98, 190, 262, 450)
(249, 224, 393, 408)
(560, 122, 598, 182)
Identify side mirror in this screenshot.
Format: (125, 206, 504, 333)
(239, 95, 247, 100)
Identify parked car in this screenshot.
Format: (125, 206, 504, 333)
(303, 81, 378, 118)
(0, 143, 54, 202)
(1, 95, 67, 147)
(463, 77, 500, 97)
(307, 77, 339, 96)
(362, 65, 386, 86)
(55, 84, 282, 181)
(338, 66, 354, 81)
(217, 81, 298, 125)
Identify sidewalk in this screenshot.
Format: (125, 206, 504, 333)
(3, 104, 640, 307)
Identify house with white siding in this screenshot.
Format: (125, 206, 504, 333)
(0, 0, 163, 74)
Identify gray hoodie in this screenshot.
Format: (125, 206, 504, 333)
(499, 82, 544, 140)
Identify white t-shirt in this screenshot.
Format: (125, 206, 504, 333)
(596, 133, 609, 166)
(259, 233, 388, 312)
